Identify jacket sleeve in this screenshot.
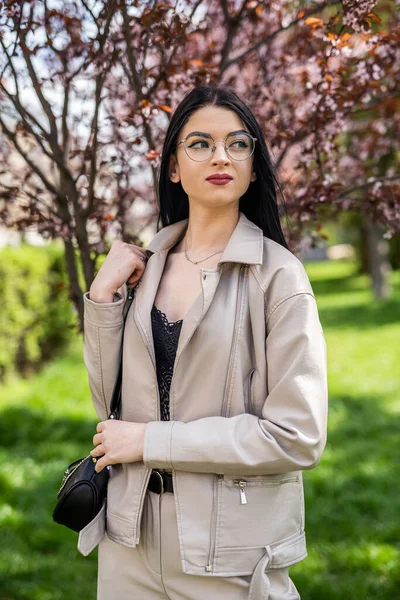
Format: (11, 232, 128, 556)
(143, 290, 328, 476)
(82, 284, 127, 421)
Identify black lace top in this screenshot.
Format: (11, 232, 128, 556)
(151, 303, 183, 421)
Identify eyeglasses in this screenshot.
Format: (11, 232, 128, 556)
(175, 132, 257, 162)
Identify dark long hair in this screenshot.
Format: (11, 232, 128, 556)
(157, 84, 288, 249)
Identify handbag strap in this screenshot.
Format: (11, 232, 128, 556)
(108, 283, 137, 420)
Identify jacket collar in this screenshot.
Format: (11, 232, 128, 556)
(145, 211, 263, 266)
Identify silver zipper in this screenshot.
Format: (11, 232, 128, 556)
(205, 265, 248, 573)
(232, 476, 300, 504)
(220, 265, 248, 418)
(205, 474, 223, 571)
(132, 295, 159, 544)
(135, 469, 152, 544)
(236, 480, 248, 504)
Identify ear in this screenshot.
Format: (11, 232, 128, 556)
(169, 153, 180, 183)
(250, 171, 257, 182)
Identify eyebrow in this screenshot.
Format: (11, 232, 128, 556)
(185, 130, 249, 139)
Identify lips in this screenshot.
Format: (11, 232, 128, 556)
(206, 174, 233, 181)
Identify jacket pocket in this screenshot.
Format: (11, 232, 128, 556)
(217, 472, 303, 550)
(214, 529, 307, 577)
(232, 474, 299, 505)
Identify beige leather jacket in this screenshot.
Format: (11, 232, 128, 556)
(78, 212, 328, 596)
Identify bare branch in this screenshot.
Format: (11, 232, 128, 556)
(19, 30, 60, 150)
(335, 176, 400, 199)
(120, 0, 144, 97)
(0, 182, 63, 221)
(61, 73, 71, 154)
(0, 117, 58, 196)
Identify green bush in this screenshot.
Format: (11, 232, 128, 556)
(0, 242, 77, 382)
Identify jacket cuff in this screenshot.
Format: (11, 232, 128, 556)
(143, 421, 175, 469)
(83, 291, 124, 327)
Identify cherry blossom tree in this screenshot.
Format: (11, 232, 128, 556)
(1, 0, 399, 329)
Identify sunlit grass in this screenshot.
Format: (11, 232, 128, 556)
(0, 259, 399, 599)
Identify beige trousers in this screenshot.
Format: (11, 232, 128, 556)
(97, 489, 301, 600)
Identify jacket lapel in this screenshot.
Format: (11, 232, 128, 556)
(132, 211, 264, 368)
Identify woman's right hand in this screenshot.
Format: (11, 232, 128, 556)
(89, 240, 148, 302)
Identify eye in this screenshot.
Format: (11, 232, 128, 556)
(229, 139, 249, 148)
(188, 140, 210, 149)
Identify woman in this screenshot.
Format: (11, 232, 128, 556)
(80, 84, 328, 600)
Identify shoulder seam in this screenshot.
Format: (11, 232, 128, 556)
(266, 290, 316, 323)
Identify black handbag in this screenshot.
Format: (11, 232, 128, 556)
(52, 284, 136, 532)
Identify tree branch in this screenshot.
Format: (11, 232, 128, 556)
(120, 0, 144, 96)
(335, 176, 400, 199)
(19, 23, 60, 151)
(0, 117, 58, 196)
(0, 182, 63, 221)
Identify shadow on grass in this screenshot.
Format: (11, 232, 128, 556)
(310, 273, 365, 297)
(293, 393, 400, 599)
(0, 407, 99, 600)
(318, 299, 400, 330)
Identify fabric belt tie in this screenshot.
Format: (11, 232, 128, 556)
(148, 469, 174, 494)
(247, 546, 272, 600)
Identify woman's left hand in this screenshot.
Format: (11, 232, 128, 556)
(90, 420, 147, 473)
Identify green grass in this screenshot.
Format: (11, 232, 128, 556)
(0, 259, 399, 599)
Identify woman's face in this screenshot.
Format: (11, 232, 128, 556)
(169, 106, 256, 210)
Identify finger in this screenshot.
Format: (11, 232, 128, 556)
(96, 421, 105, 433)
(92, 433, 102, 446)
(94, 456, 108, 473)
(127, 265, 145, 285)
(90, 444, 104, 457)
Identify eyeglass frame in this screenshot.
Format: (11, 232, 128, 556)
(175, 132, 258, 162)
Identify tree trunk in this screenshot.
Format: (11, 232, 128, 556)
(63, 238, 85, 333)
(363, 215, 392, 299)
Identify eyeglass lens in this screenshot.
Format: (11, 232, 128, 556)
(184, 133, 254, 161)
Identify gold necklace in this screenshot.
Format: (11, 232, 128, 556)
(184, 236, 224, 265)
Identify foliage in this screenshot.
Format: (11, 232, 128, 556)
(0, 242, 77, 382)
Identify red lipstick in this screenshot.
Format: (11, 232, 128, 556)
(206, 173, 233, 186)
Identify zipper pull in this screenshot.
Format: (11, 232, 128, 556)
(238, 480, 247, 505)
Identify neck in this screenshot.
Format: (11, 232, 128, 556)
(176, 206, 240, 257)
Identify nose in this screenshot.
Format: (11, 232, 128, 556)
(211, 141, 231, 163)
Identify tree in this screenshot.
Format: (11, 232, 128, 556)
(1, 0, 399, 331)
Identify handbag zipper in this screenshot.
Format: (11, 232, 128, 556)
(57, 455, 93, 496)
(205, 264, 248, 573)
(232, 476, 300, 505)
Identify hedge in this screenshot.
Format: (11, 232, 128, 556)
(0, 242, 77, 383)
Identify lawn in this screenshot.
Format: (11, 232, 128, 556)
(0, 260, 399, 599)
